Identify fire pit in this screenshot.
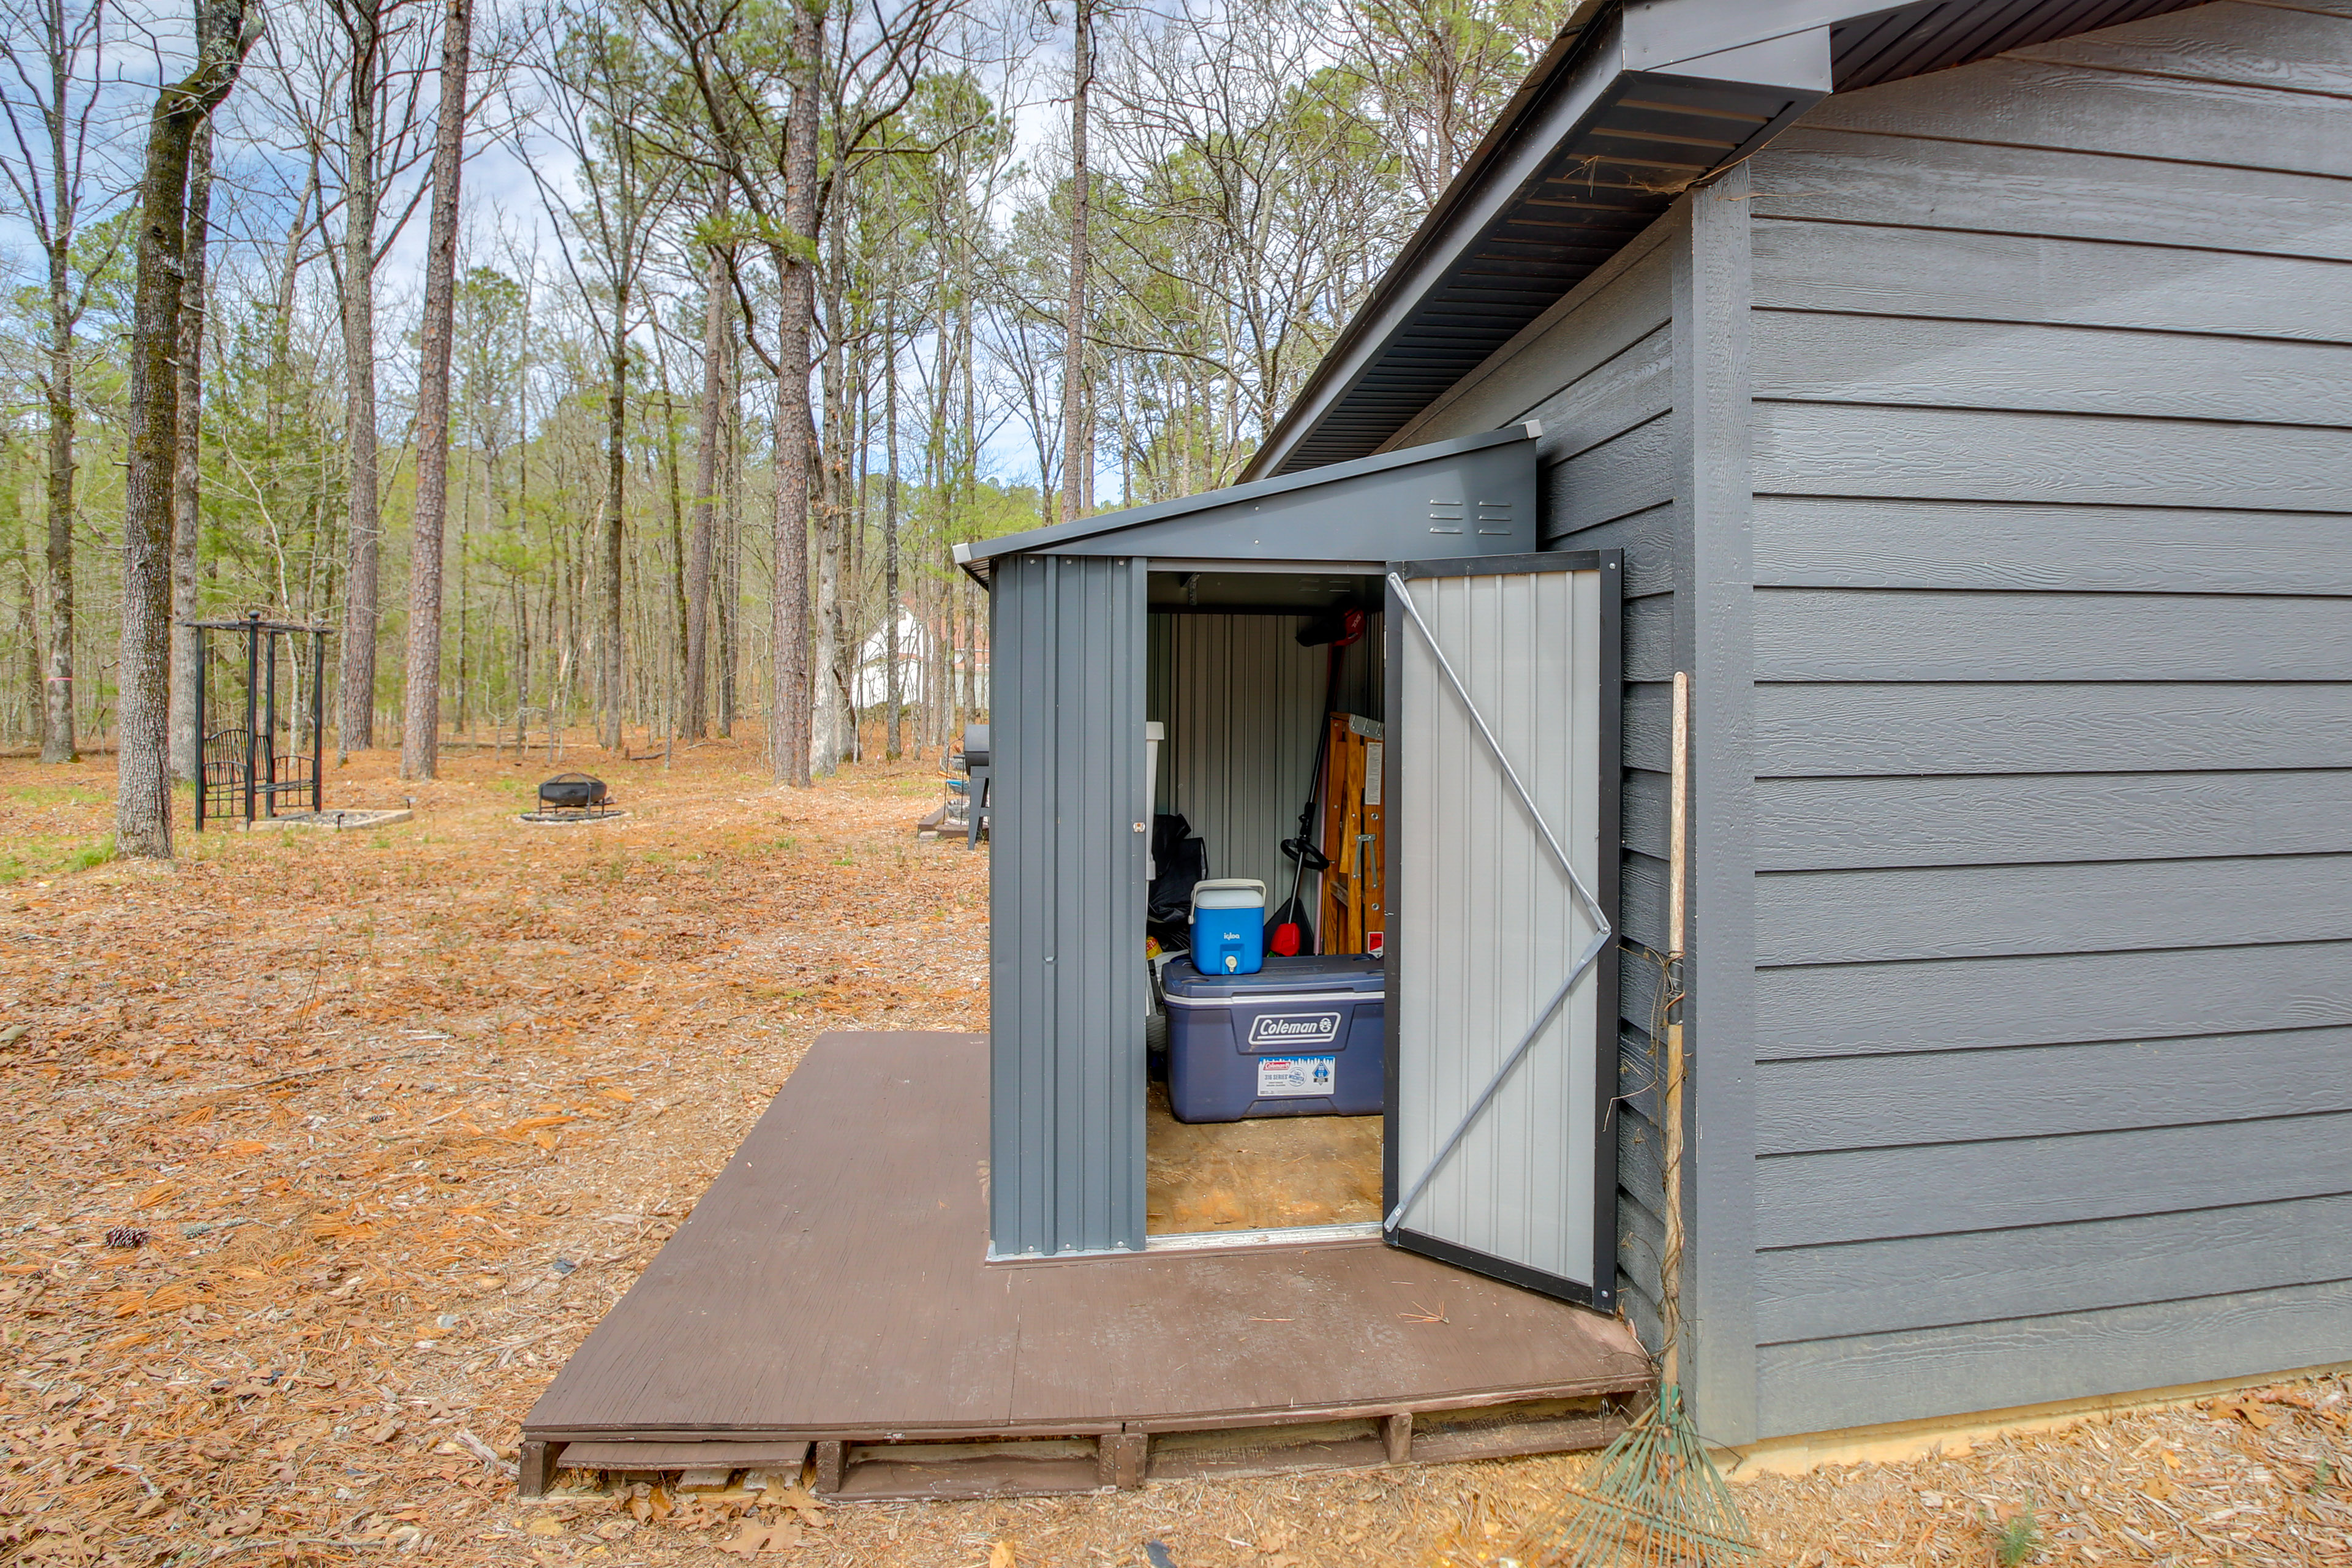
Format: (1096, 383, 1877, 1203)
(521, 772, 624, 824)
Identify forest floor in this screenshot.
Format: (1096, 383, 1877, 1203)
(0, 737, 2344, 1568)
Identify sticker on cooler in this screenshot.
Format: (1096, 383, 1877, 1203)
(1256, 1054, 1337, 1098)
(1246, 1010, 1341, 1049)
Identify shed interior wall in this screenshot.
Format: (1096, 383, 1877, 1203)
(1145, 609, 1382, 903)
(1738, 0, 2352, 1436)
(1383, 206, 1689, 1355)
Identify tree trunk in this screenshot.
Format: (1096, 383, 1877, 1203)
(119, 0, 254, 858)
(684, 238, 724, 740)
(267, 166, 312, 447)
(883, 306, 900, 761)
(661, 385, 688, 737)
(718, 317, 741, 737)
(401, 0, 469, 780)
(769, 1, 818, 786)
(40, 225, 77, 764)
(1061, 0, 1091, 530)
(456, 435, 473, 733)
(15, 535, 36, 744)
(812, 216, 848, 776)
(168, 119, 215, 780)
(337, 4, 383, 753)
(600, 288, 628, 751)
(957, 278, 978, 717)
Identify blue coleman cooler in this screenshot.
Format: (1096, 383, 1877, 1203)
(1161, 955, 1385, 1122)
(1189, 878, 1267, 976)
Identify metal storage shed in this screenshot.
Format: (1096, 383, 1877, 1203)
(519, 429, 1659, 1504)
(960, 426, 1631, 1310)
(1227, 0, 2352, 1449)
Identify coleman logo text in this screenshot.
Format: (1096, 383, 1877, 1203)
(1247, 1011, 1341, 1047)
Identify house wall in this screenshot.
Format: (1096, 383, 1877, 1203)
(1384, 207, 1690, 1354)
(1736, 0, 2352, 1436)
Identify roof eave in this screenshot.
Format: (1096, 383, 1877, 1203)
(1242, 0, 1845, 481)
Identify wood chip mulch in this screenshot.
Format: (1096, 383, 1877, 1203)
(0, 737, 2342, 1567)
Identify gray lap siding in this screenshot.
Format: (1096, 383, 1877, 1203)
(1742, 1, 2352, 1434)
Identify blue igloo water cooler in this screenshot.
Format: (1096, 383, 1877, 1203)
(1160, 954, 1385, 1123)
(1189, 878, 1267, 976)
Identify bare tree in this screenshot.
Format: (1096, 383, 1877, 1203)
(881, 284, 901, 759)
(331, 0, 390, 750)
(117, 0, 258, 858)
(772, 0, 818, 785)
(1090, 0, 1408, 486)
(532, 5, 681, 753)
(0, 0, 126, 766)
(318, 0, 435, 752)
(401, 0, 472, 779)
(648, 0, 963, 783)
(1060, 0, 1089, 528)
(167, 119, 214, 780)
(1338, 0, 1552, 206)
(682, 205, 727, 741)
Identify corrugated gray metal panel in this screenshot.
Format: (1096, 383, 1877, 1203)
(974, 428, 1542, 569)
(1397, 204, 1686, 1351)
(1144, 612, 1385, 908)
(987, 553, 1148, 1257)
(1145, 614, 1174, 809)
(1739, 1, 2352, 1437)
(1151, 614, 1328, 900)
(1390, 567, 1607, 1289)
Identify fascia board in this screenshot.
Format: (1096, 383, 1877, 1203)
(1622, 0, 1894, 70)
(1641, 26, 1835, 95)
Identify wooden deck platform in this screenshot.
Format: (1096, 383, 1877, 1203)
(522, 1031, 1651, 1499)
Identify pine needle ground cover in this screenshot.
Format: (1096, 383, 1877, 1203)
(0, 738, 2344, 1566)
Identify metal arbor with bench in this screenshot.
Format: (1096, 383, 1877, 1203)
(186, 613, 332, 832)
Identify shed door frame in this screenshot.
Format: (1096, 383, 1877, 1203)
(1380, 549, 1623, 1310)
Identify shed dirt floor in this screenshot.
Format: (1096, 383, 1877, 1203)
(1144, 1084, 1384, 1234)
(0, 734, 2344, 1567)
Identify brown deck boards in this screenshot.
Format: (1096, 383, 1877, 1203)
(526, 1031, 1648, 1448)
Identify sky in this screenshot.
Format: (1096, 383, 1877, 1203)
(0, 0, 1099, 497)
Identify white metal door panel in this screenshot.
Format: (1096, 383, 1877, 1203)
(1384, 554, 1618, 1303)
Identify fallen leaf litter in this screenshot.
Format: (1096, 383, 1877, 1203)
(0, 737, 2343, 1566)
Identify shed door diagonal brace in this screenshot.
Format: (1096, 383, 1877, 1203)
(1383, 571, 1615, 1237)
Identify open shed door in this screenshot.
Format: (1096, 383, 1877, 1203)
(1382, 552, 1620, 1307)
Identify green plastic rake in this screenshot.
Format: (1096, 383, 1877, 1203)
(1510, 1384, 1757, 1567)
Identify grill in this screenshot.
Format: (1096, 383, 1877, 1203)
(523, 772, 622, 823)
(538, 772, 608, 810)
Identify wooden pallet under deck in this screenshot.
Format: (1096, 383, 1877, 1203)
(522, 1031, 1651, 1500)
